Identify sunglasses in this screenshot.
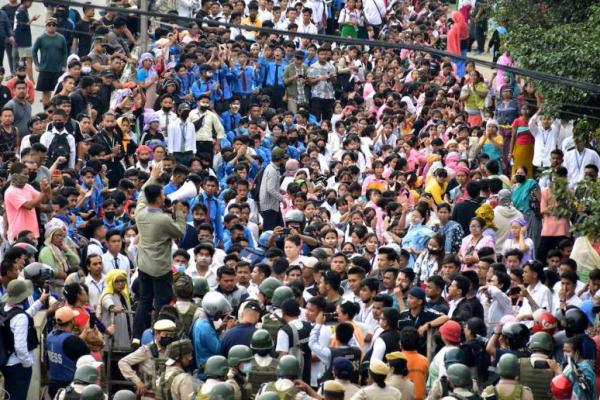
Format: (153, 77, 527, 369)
(47, 23, 57, 27)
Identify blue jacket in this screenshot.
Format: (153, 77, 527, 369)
(189, 194, 224, 245)
(47, 331, 77, 381)
(220, 110, 241, 135)
(263, 60, 288, 88)
(223, 227, 256, 252)
(191, 78, 221, 103)
(192, 318, 221, 380)
(232, 64, 257, 95)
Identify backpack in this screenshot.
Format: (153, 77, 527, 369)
(288, 322, 305, 378)
(251, 166, 266, 205)
(262, 382, 300, 400)
(482, 384, 523, 400)
(461, 338, 491, 384)
(0, 307, 25, 366)
(177, 303, 197, 339)
(46, 133, 71, 168)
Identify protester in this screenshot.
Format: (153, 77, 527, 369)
(0, 1, 599, 400)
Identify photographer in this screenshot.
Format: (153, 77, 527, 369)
(283, 51, 310, 114)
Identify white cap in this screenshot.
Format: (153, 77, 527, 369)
(77, 354, 103, 369)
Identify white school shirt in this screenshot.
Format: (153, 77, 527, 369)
(101, 252, 131, 281)
(564, 147, 600, 188)
(530, 116, 560, 168)
(167, 121, 197, 154)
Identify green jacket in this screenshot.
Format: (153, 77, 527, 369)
(135, 177, 187, 277)
(282, 63, 310, 101)
(32, 33, 68, 73)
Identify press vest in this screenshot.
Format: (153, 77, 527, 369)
(47, 331, 77, 381)
(321, 346, 361, 384)
(281, 321, 312, 383)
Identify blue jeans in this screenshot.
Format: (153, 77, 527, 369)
(1, 364, 32, 400)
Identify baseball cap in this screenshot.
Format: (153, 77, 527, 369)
(439, 320, 462, 343)
(55, 306, 77, 324)
(243, 300, 263, 315)
(46, 17, 58, 26)
(76, 354, 104, 369)
(407, 287, 426, 302)
(271, 147, 287, 161)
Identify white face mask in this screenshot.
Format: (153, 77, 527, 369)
(82, 66, 92, 74)
(240, 362, 252, 374)
(213, 318, 223, 330)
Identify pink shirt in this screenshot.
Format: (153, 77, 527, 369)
(540, 188, 570, 237)
(4, 184, 40, 241)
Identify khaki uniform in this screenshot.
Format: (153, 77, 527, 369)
(441, 387, 479, 399)
(482, 379, 534, 400)
(118, 343, 166, 392)
(257, 379, 314, 400)
(349, 383, 402, 400)
(159, 366, 195, 400)
(195, 378, 222, 400)
(329, 379, 360, 400)
(226, 370, 254, 400)
(387, 374, 415, 400)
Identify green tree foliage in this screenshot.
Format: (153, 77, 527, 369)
(493, 0, 600, 119)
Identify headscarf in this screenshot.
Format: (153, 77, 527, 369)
(284, 159, 300, 177)
(475, 204, 498, 231)
(112, 88, 133, 109)
(138, 52, 155, 69)
(454, 165, 471, 176)
(445, 152, 460, 170)
(44, 224, 70, 273)
(143, 112, 161, 132)
(508, 216, 527, 239)
(447, 11, 469, 54)
(99, 269, 131, 308)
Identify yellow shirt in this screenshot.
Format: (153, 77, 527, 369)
(241, 17, 262, 41)
(424, 179, 448, 205)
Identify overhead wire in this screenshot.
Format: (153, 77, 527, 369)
(36, 0, 600, 93)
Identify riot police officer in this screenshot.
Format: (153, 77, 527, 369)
(227, 345, 254, 400)
(248, 329, 279, 393)
(156, 339, 195, 400)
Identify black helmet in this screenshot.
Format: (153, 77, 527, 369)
(502, 323, 530, 350)
(565, 307, 589, 337)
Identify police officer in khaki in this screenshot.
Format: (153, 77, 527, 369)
(440, 364, 479, 400)
(118, 319, 177, 397)
(321, 380, 346, 400)
(226, 345, 254, 400)
(517, 332, 554, 400)
(248, 329, 279, 392)
(349, 360, 401, 400)
(482, 353, 534, 400)
(156, 339, 195, 400)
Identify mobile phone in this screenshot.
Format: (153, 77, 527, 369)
(282, 227, 291, 235)
(89, 312, 97, 329)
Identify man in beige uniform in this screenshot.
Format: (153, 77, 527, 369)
(118, 320, 177, 398)
(157, 339, 195, 400)
(482, 353, 534, 400)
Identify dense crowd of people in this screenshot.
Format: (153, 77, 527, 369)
(1, 0, 600, 399)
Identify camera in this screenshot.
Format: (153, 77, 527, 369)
(324, 312, 338, 323)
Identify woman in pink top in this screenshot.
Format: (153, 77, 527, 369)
(459, 217, 496, 271)
(361, 160, 388, 196)
(538, 166, 571, 262)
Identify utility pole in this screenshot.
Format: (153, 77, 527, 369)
(139, 0, 149, 51)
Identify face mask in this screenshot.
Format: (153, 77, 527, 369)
(240, 362, 252, 375)
(11, 174, 28, 188)
(193, 218, 205, 225)
(104, 211, 116, 220)
(515, 175, 526, 184)
(162, 106, 172, 112)
(81, 66, 92, 74)
(16, 73, 26, 80)
(326, 197, 336, 206)
(199, 105, 210, 112)
(180, 111, 190, 120)
(54, 122, 65, 130)
(213, 318, 223, 330)
(206, 72, 213, 78)
(231, 105, 240, 112)
(104, 125, 115, 132)
(29, 172, 37, 182)
(175, 263, 187, 273)
(159, 336, 176, 348)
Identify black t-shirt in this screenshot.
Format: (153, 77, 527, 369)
(75, 19, 93, 57)
(451, 198, 482, 234)
(69, 89, 89, 121)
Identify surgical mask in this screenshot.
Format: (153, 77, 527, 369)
(206, 72, 213, 78)
(162, 106, 172, 112)
(240, 362, 252, 375)
(326, 197, 336, 206)
(213, 318, 223, 330)
(175, 263, 187, 273)
(104, 211, 116, 220)
(180, 110, 190, 120)
(159, 336, 176, 348)
(82, 66, 92, 74)
(54, 122, 65, 130)
(231, 105, 240, 112)
(104, 125, 115, 132)
(199, 104, 210, 112)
